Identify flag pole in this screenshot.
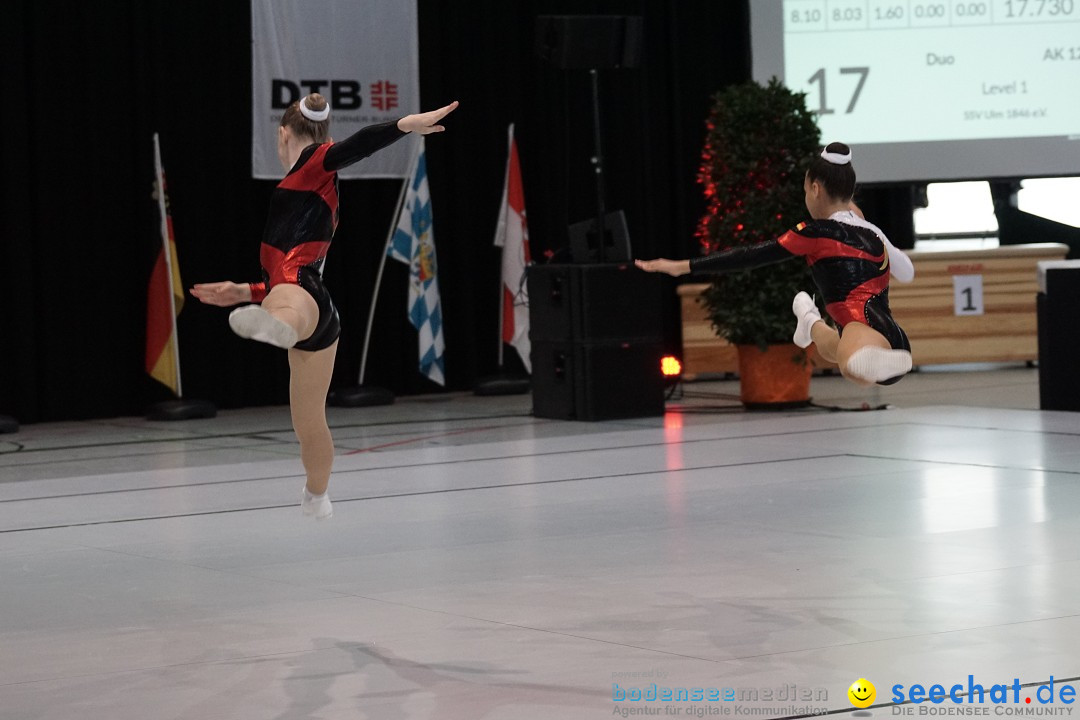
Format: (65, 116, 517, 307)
(495, 124, 514, 370)
(496, 273, 505, 368)
(146, 133, 216, 421)
(328, 139, 421, 407)
(474, 124, 529, 397)
(359, 142, 418, 385)
(153, 133, 182, 398)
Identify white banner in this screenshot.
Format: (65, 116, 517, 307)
(251, 0, 419, 180)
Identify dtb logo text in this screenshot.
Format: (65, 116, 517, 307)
(271, 80, 400, 111)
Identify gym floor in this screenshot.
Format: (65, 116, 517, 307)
(4, 364, 1078, 720)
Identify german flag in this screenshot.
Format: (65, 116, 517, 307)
(146, 133, 184, 396)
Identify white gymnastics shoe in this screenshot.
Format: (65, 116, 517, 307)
(228, 305, 298, 349)
(791, 292, 822, 349)
(301, 489, 333, 520)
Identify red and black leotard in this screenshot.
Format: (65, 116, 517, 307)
(689, 219, 910, 353)
(251, 121, 407, 351)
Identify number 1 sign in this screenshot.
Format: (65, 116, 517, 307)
(953, 274, 985, 316)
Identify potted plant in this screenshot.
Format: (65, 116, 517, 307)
(697, 79, 821, 408)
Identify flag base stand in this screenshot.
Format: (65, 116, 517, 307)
(327, 385, 395, 407)
(0, 415, 18, 434)
(474, 374, 530, 396)
(147, 399, 217, 421)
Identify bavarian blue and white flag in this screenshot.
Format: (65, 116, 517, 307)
(388, 142, 445, 385)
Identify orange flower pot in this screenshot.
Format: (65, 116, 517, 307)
(736, 343, 812, 409)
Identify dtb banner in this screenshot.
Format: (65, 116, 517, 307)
(251, 0, 419, 179)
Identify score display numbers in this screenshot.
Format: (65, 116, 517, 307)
(783, 0, 1080, 146)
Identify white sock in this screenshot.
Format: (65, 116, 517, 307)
(791, 292, 822, 349)
(228, 305, 298, 348)
(845, 346, 912, 384)
(301, 488, 333, 519)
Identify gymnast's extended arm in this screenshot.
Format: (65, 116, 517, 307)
(322, 121, 407, 171)
(635, 238, 797, 277)
(687, 238, 797, 274)
(323, 101, 460, 172)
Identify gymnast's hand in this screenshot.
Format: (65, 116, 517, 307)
(397, 101, 459, 135)
(191, 281, 252, 307)
(634, 258, 691, 277)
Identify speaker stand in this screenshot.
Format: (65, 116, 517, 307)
(589, 68, 608, 263)
(474, 373, 531, 396)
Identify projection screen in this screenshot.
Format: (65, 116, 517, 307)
(751, 0, 1080, 182)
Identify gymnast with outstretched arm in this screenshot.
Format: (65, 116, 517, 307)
(191, 94, 458, 519)
(637, 142, 914, 386)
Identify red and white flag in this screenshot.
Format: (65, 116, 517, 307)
(493, 125, 532, 373)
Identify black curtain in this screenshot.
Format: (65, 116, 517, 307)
(1, 0, 749, 423)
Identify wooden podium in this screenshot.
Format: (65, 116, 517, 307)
(678, 243, 1070, 378)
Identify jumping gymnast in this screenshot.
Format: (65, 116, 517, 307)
(192, 94, 458, 519)
(637, 142, 913, 386)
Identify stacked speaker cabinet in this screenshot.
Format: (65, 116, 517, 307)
(1038, 265, 1080, 412)
(528, 263, 665, 421)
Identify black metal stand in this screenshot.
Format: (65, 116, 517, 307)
(327, 386, 395, 407)
(589, 68, 607, 263)
(535, 15, 641, 262)
(474, 374, 531, 396)
(146, 399, 217, 421)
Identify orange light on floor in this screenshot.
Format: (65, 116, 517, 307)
(660, 356, 682, 377)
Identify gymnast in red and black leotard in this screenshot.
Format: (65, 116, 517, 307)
(249, 120, 407, 351)
(192, 94, 459, 520)
(638, 142, 914, 387)
(686, 214, 910, 357)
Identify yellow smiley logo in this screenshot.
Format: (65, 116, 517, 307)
(848, 678, 876, 708)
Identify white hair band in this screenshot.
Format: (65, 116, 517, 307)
(821, 147, 852, 165)
(298, 97, 330, 122)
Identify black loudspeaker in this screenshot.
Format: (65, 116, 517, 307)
(528, 263, 665, 421)
(568, 209, 632, 263)
(529, 263, 663, 343)
(535, 15, 643, 70)
(532, 340, 665, 421)
(531, 340, 577, 420)
(1038, 267, 1080, 411)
